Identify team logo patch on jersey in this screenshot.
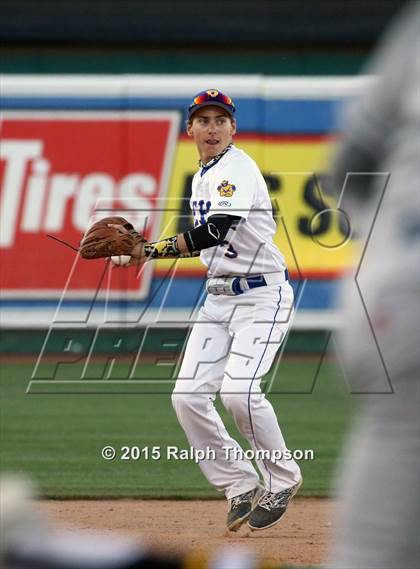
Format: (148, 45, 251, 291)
(217, 180, 236, 197)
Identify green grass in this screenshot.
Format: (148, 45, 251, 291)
(0, 358, 353, 499)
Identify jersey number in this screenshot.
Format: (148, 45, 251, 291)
(221, 240, 238, 259)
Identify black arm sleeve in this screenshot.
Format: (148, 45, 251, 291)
(183, 214, 242, 253)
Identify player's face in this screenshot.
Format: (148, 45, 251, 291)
(187, 107, 236, 163)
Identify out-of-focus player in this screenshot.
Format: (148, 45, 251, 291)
(328, 2, 420, 567)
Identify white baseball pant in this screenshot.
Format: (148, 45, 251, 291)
(172, 281, 302, 499)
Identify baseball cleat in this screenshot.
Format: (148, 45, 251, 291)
(226, 485, 264, 532)
(247, 479, 302, 531)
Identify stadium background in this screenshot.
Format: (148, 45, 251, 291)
(0, 2, 402, 567)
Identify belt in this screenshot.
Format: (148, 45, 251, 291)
(206, 270, 289, 296)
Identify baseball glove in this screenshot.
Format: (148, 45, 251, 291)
(80, 216, 146, 259)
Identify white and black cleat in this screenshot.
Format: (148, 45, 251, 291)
(226, 485, 264, 532)
(248, 479, 302, 531)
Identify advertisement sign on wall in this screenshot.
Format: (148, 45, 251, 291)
(0, 111, 180, 298)
(0, 75, 368, 325)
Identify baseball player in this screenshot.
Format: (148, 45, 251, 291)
(327, 3, 420, 567)
(80, 89, 302, 532)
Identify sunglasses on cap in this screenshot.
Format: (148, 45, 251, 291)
(188, 89, 236, 119)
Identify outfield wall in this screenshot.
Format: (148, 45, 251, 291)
(0, 75, 370, 329)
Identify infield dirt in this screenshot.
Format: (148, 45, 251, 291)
(40, 497, 336, 566)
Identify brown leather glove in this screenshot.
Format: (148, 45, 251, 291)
(79, 216, 146, 259)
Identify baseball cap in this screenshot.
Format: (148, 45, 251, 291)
(188, 89, 236, 120)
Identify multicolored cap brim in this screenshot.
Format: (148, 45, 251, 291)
(188, 89, 235, 119)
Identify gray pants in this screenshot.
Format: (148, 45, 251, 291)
(330, 377, 420, 569)
(329, 270, 420, 568)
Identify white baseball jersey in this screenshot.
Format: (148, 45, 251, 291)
(190, 145, 286, 277)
